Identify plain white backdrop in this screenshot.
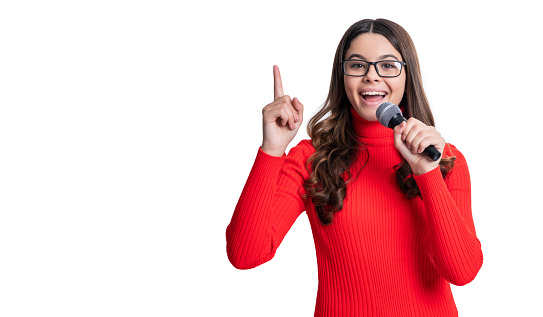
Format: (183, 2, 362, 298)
(1, 0, 542, 316)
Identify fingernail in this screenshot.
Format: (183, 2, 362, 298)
(402, 135, 406, 141)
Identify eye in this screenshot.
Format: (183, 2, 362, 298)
(380, 61, 400, 69)
(350, 62, 366, 69)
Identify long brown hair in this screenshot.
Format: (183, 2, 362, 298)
(303, 19, 455, 225)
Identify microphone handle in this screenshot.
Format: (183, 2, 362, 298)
(423, 145, 441, 161)
(388, 113, 441, 162)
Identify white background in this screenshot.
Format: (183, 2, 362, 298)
(1, 0, 542, 316)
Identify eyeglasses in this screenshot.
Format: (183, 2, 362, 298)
(342, 60, 406, 78)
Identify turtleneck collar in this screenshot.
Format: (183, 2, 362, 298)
(350, 106, 394, 146)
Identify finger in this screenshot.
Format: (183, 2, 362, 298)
(417, 135, 445, 154)
(416, 136, 434, 154)
(403, 118, 426, 150)
(402, 121, 418, 150)
(394, 121, 406, 136)
(412, 129, 436, 154)
(393, 123, 413, 159)
(411, 131, 429, 154)
(394, 123, 406, 149)
(280, 108, 296, 130)
(262, 95, 290, 121)
(292, 97, 304, 122)
(273, 65, 284, 100)
(286, 103, 297, 130)
(275, 98, 296, 129)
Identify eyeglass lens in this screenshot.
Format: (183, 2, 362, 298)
(344, 61, 403, 77)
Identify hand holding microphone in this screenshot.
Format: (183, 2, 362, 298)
(376, 102, 445, 175)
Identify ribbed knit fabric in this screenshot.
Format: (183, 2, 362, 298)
(226, 107, 483, 316)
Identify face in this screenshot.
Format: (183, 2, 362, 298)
(343, 33, 406, 121)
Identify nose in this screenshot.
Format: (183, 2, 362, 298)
(363, 64, 381, 82)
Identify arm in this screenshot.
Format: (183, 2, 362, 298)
(414, 144, 483, 285)
(225, 141, 312, 270)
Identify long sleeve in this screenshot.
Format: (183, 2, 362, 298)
(228, 110, 482, 315)
(413, 144, 483, 286)
(226, 140, 312, 270)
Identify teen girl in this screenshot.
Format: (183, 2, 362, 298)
(226, 18, 483, 316)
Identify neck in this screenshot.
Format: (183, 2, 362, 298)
(350, 106, 394, 146)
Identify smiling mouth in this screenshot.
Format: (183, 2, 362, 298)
(360, 91, 387, 102)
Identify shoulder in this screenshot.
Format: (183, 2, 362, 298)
(443, 143, 471, 181)
(282, 139, 315, 174)
(444, 143, 467, 164)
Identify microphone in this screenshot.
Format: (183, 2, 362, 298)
(376, 102, 441, 161)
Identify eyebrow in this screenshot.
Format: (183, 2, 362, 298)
(346, 53, 401, 61)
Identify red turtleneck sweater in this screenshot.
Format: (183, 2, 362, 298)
(226, 107, 483, 316)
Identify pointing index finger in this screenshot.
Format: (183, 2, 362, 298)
(273, 65, 284, 100)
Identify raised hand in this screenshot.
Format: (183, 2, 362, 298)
(260, 65, 304, 157)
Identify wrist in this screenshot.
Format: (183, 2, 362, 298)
(260, 146, 285, 157)
(412, 164, 439, 176)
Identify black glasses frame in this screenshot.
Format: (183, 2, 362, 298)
(342, 60, 407, 78)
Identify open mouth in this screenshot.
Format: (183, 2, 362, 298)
(360, 91, 387, 103)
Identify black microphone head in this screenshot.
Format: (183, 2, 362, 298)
(376, 102, 402, 127)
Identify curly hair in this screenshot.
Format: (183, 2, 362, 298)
(303, 19, 455, 225)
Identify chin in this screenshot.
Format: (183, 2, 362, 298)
(353, 106, 378, 121)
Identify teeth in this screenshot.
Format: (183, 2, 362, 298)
(361, 91, 386, 96)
